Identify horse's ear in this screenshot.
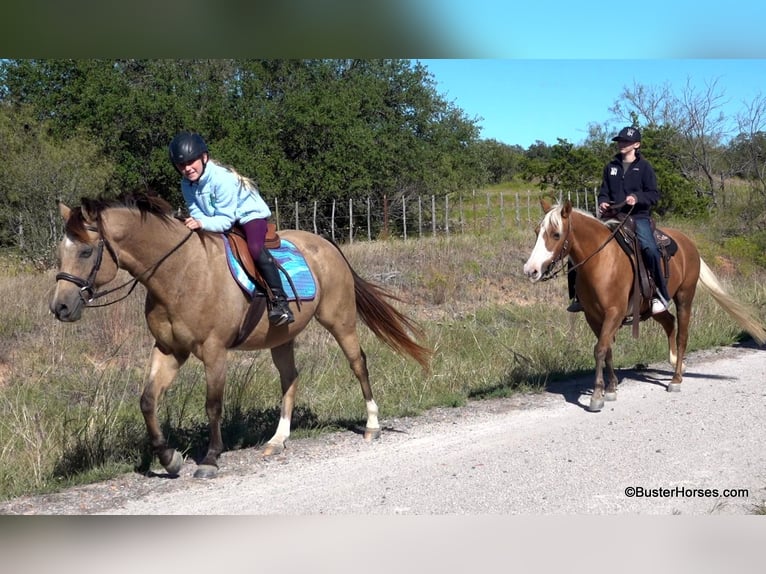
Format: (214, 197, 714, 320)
(79, 198, 97, 225)
(562, 200, 573, 218)
(540, 197, 553, 212)
(58, 201, 71, 221)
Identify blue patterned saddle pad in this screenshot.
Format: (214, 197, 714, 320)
(222, 236, 316, 301)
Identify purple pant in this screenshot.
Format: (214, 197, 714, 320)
(240, 218, 267, 259)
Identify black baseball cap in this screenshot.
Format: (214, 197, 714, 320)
(612, 126, 641, 142)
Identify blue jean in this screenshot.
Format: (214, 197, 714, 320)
(634, 217, 670, 302)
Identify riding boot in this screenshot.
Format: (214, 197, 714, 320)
(255, 248, 295, 326)
(643, 248, 670, 312)
(566, 261, 582, 312)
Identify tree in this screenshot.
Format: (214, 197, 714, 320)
(611, 78, 732, 209)
(0, 59, 484, 216)
(0, 104, 115, 263)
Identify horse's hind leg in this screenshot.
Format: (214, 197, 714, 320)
(262, 340, 300, 457)
(318, 319, 380, 441)
(140, 344, 188, 475)
(656, 295, 692, 391)
(339, 338, 379, 441)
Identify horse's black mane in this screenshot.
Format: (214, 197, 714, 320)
(83, 190, 174, 218)
(65, 190, 175, 242)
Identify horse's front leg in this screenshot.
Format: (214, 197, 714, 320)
(587, 313, 621, 412)
(589, 341, 608, 412)
(194, 346, 228, 479)
(603, 346, 619, 402)
(140, 344, 188, 475)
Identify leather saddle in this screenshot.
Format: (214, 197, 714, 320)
(605, 214, 677, 335)
(224, 222, 281, 294)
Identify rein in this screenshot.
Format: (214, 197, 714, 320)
(541, 201, 634, 281)
(56, 222, 194, 308)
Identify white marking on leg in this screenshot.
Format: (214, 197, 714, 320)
(274, 416, 291, 440)
(366, 399, 379, 430)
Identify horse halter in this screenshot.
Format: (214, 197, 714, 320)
(55, 225, 120, 306)
(539, 216, 572, 281)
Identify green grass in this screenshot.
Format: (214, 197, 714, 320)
(1, 184, 765, 501)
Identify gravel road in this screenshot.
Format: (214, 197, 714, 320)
(2, 343, 764, 515)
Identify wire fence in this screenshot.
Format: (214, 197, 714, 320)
(268, 188, 600, 242)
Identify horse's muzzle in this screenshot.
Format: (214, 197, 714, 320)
(50, 296, 84, 322)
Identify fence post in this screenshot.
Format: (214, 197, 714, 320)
(500, 191, 505, 229)
(331, 198, 336, 242)
(274, 197, 280, 230)
(445, 194, 450, 235)
(486, 192, 491, 232)
(295, 201, 299, 230)
(367, 196, 371, 241)
(526, 192, 530, 223)
(313, 200, 317, 234)
(418, 196, 422, 238)
(431, 195, 436, 235)
(382, 194, 389, 239)
(349, 198, 353, 244)
(402, 195, 407, 240)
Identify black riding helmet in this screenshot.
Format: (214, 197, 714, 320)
(169, 131, 208, 167)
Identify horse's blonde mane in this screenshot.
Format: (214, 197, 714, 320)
(545, 203, 603, 232)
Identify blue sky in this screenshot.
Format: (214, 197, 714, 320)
(417, 59, 766, 148)
(409, 0, 766, 148)
(414, 1, 766, 59)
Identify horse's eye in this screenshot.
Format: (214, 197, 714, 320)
(551, 232, 561, 240)
(79, 246, 93, 259)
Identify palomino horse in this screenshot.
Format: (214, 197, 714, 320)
(50, 193, 431, 479)
(523, 199, 765, 412)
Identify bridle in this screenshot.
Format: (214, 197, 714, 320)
(538, 201, 633, 281)
(55, 222, 194, 308)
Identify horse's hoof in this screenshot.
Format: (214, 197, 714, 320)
(604, 392, 617, 402)
(667, 383, 682, 393)
(164, 450, 184, 475)
(262, 442, 285, 457)
(587, 398, 604, 412)
(193, 464, 218, 479)
(364, 427, 382, 442)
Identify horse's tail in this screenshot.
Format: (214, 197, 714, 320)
(330, 242, 432, 370)
(697, 257, 766, 346)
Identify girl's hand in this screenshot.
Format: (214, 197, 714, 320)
(184, 217, 202, 230)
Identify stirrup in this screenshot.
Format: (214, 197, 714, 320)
(268, 299, 294, 326)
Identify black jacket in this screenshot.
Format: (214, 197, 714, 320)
(597, 151, 659, 219)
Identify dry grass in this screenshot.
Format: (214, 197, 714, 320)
(0, 202, 764, 500)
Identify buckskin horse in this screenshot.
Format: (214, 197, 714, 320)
(50, 193, 431, 478)
(523, 199, 765, 412)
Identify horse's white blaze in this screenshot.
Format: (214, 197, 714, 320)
(523, 229, 554, 281)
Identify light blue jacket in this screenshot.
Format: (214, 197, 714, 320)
(181, 160, 271, 232)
